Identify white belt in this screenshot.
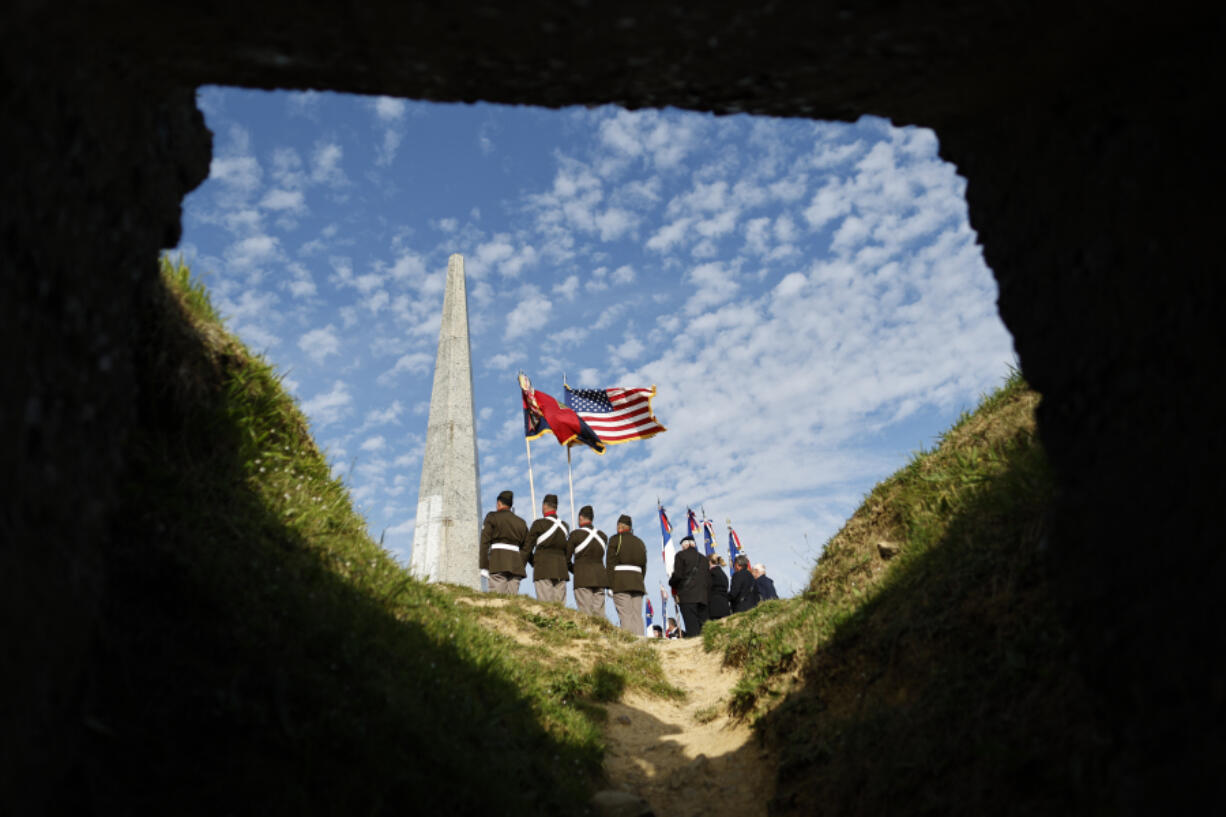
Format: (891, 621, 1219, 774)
(573, 529, 606, 556)
(490, 543, 521, 553)
(536, 517, 566, 545)
(614, 564, 643, 573)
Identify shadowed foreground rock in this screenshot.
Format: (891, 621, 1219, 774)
(2, 2, 1219, 814)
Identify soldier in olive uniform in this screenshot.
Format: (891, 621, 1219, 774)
(528, 493, 570, 603)
(566, 504, 607, 617)
(479, 489, 529, 594)
(606, 514, 647, 635)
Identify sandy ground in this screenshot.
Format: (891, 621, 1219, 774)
(603, 637, 774, 817)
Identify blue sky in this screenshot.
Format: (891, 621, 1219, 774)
(176, 87, 1015, 604)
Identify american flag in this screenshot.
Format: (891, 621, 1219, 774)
(563, 386, 667, 445)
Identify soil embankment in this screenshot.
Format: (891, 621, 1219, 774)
(603, 638, 773, 817)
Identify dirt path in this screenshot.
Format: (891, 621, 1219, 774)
(603, 638, 774, 817)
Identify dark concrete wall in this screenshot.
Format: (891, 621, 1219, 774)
(3, 1, 1220, 812)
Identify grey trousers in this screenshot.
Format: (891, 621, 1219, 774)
(534, 578, 567, 603)
(612, 591, 645, 635)
(488, 572, 521, 595)
(574, 586, 605, 617)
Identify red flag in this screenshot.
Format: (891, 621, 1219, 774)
(521, 376, 605, 454)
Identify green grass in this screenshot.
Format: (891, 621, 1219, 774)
(703, 371, 1108, 815)
(77, 257, 675, 816)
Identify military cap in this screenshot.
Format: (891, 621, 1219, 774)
(617, 513, 632, 527)
(543, 493, 558, 506)
(680, 534, 695, 544)
(579, 505, 594, 520)
(497, 490, 514, 506)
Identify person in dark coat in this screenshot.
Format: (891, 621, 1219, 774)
(669, 534, 709, 637)
(728, 554, 759, 613)
(606, 514, 647, 635)
(752, 563, 779, 601)
(479, 490, 529, 594)
(566, 504, 607, 617)
(527, 493, 570, 603)
(707, 553, 731, 620)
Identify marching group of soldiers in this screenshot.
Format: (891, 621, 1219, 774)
(479, 490, 778, 636)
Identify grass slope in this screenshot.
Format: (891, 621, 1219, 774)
(705, 373, 1109, 815)
(73, 258, 675, 816)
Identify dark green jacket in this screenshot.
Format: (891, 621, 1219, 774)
(480, 508, 529, 577)
(528, 513, 570, 581)
(567, 524, 608, 588)
(605, 529, 647, 593)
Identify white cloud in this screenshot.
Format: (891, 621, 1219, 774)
(286, 91, 322, 118)
(271, 147, 306, 189)
(311, 142, 348, 187)
(218, 288, 279, 324)
(286, 263, 317, 299)
(684, 262, 740, 315)
(769, 174, 808, 203)
(469, 239, 510, 274)
(222, 208, 263, 234)
(832, 214, 871, 252)
(646, 217, 693, 252)
(584, 269, 609, 292)
(260, 188, 306, 212)
(222, 235, 281, 277)
(360, 435, 386, 452)
(360, 400, 403, 430)
(608, 332, 646, 367)
(556, 275, 580, 301)
(485, 352, 519, 372)
(596, 108, 699, 171)
(301, 380, 352, 427)
(803, 181, 852, 229)
(353, 272, 383, 294)
(505, 290, 552, 340)
(364, 290, 390, 314)
(209, 155, 262, 194)
(694, 208, 738, 240)
(232, 322, 281, 351)
(373, 96, 407, 121)
(596, 208, 637, 241)
(546, 326, 588, 349)
(377, 352, 433, 385)
(298, 324, 341, 364)
(376, 127, 402, 168)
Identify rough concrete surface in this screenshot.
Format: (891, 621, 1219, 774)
(408, 254, 482, 589)
(2, 2, 1220, 814)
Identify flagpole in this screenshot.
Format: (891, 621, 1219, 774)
(727, 517, 734, 567)
(524, 434, 537, 515)
(566, 445, 576, 529)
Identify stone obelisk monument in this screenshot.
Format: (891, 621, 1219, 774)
(408, 254, 481, 588)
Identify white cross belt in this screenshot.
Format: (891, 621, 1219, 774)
(536, 517, 566, 545)
(573, 529, 606, 556)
